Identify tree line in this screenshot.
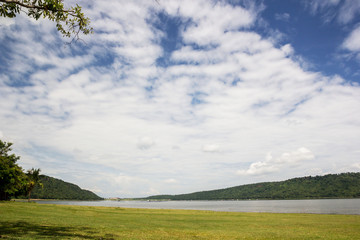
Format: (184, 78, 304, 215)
(27, 175, 103, 200)
(0, 140, 42, 201)
(147, 172, 360, 200)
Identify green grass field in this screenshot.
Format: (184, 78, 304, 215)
(1, 201, 360, 239)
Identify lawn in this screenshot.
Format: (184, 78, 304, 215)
(1, 201, 360, 239)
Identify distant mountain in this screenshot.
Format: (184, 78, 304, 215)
(29, 175, 103, 200)
(147, 172, 360, 200)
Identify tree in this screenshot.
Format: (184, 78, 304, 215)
(26, 168, 42, 201)
(0, 140, 26, 200)
(0, 0, 92, 41)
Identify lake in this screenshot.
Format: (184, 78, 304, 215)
(35, 198, 360, 215)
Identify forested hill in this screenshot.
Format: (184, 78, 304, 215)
(147, 172, 360, 200)
(29, 175, 103, 200)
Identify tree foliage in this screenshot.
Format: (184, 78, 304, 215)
(0, 140, 26, 200)
(26, 168, 42, 201)
(147, 172, 360, 200)
(29, 175, 103, 200)
(0, 139, 45, 201)
(0, 0, 92, 41)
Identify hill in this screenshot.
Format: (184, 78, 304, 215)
(147, 172, 360, 200)
(28, 175, 103, 200)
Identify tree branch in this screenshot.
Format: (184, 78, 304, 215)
(0, 0, 78, 18)
(0, 0, 93, 40)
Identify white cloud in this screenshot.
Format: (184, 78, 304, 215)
(167, 0, 256, 46)
(275, 13, 290, 22)
(342, 25, 360, 52)
(0, 17, 15, 27)
(337, 0, 360, 24)
(237, 148, 315, 176)
(353, 163, 360, 170)
(202, 144, 221, 153)
(281, 43, 294, 56)
(306, 0, 340, 14)
(304, 0, 360, 24)
(308, 168, 324, 176)
(137, 137, 155, 150)
(164, 178, 177, 183)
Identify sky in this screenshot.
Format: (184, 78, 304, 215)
(0, 0, 360, 198)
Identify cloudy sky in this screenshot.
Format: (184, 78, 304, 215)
(1, 0, 360, 198)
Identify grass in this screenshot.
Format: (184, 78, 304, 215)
(1, 202, 360, 239)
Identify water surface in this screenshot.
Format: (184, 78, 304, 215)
(36, 198, 360, 214)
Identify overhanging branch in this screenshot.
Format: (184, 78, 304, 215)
(0, 0, 78, 18)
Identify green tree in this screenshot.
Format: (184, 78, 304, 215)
(0, 140, 26, 200)
(0, 0, 92, 41)
(26, 168, 42, 201)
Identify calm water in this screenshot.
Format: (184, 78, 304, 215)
(36, 199, 360, 215)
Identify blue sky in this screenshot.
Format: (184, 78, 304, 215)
(261, 0, 360, 82)
(0, 0, 360, 198)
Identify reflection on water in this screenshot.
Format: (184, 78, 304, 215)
(36, 198, 360, 214)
